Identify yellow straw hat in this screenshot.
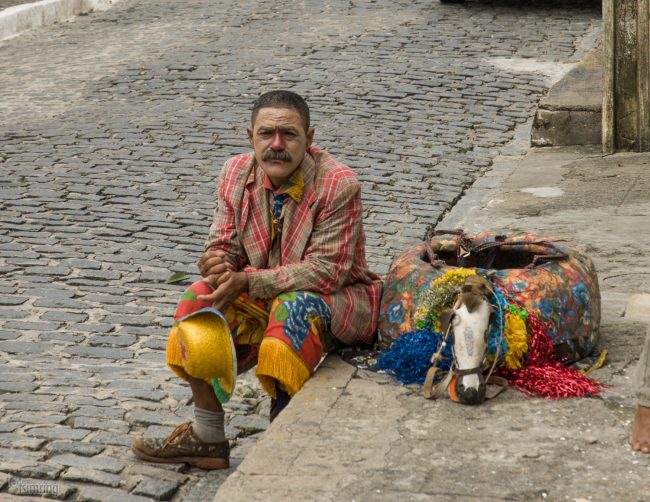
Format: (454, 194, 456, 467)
(176, 307, 237, 403)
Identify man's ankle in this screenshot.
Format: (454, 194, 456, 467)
(193, 407, 226, 443)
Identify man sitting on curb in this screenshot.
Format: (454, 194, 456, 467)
(132, 90, 382, 469)
(632, 327, 650, 453)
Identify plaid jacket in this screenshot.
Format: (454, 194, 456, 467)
(205, 145, 382, 345)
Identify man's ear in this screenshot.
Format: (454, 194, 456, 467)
(306, 127, 315, 148)
(246, 127, 254, 146)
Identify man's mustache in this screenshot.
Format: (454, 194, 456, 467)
(262, 150, 292, 162)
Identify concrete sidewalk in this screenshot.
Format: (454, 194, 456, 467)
(215, 143, 650, 501)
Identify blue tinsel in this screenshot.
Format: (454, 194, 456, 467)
(375, 329, 453, 385)
(487, 285, 510, 358)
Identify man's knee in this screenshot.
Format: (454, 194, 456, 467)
(268, 291, 331, 325)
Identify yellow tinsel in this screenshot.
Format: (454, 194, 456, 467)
(503, 313, 528, 369)
(430, 267, 477, 289)
(414, 268, 477, 331)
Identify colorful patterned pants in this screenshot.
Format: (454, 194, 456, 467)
(166, 281, 335, 399)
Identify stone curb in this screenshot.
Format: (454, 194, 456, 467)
(0, 0, 118, 41)
(214, 356, 357, 501)
(531, 45, 602, 146)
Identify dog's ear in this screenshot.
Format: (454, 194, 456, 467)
(469, 275, 492, 296)
(441, 309, 455, 335)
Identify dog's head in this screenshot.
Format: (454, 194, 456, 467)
(442, 275, 495, 405)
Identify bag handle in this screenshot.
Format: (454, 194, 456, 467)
(423, 228, 464, 269)
(424, 229, 569, 270)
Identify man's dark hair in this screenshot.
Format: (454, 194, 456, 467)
(251, 90, 310, 131)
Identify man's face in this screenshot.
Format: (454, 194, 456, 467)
(247, 107, 314, 188)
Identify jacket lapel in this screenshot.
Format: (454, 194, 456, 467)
(281, 154, 317, 264)
(240, 164, 271, 268)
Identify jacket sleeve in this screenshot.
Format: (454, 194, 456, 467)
(204, 160, 248, 270)
(244, 173, 363, 299)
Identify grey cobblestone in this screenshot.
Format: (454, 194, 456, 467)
(131, 477, 181, 500)
(0, 0, 600, 499)
(26, 427, 92, 441)
(72, 417, 130, 433)
(76, 485, 153, 502)
(0, 463, 64, 480)
(0, 434, 45, 450)
(61, 467, 123, 488)
(50, 453, 126, 474)
(0, 423, 21, 433)
(0, 381, 38, 393)
(7, 477, 77, 499)
(10, 413, 67, 425)
(45, 442, 106, 457)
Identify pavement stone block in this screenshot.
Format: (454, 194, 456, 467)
(0, 341, 53, 355)
(0, 296, 28, 306)
(64, 396, 118, 407)
(23, 266, 71, 276)
(123, 463, 189, 483)
(36, 386, 101, 397)
(76, 485, 153, 502)
(0, 330, 21, 340)
(0, 423, 21, 433)
(4, 400, 68, 413)
(26, 426, 91, 441)
(131, 476, 181, 500)
(10, 412, 67, 425)
(6, 477, 77, 499)
(1, 465, 65, 484)
(183, 470, 232, 502)
(3, 321, 61, 331)
(45, 441, 106, 457)
(0, 434, 45, 450)
(40, 311, 89, 323)
(226, 415, 268, 436)
(71, 406, 125, 420)
(50, 453, 126, 474)
(124, 410, 183, 428)
(66, 346, 133, 360)
(70, 322, 115, 333)
(0, 392, 55, 402)
(72, 416, 130, 433)
(25, 288, 75, 298)
(107, 380, 160, 391)
(39, 378, 97, 388)
(88, 334, 137, 346)
(102, 314, 157, 326)
(38, 332, 85, 343)
(90, 431, 134, 447)
(61, 467, 122, 488)
(112, 388, 167, 401)
(0, 381, 38, 393)
(0, 447, 45, 462)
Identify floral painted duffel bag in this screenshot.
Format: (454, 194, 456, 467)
(377, 230, 601, 364)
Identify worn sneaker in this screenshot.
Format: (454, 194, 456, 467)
(132, 422, 229, 470)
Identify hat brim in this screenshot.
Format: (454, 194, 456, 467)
(177, 307, 237, 403)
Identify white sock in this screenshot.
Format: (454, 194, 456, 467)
(193, 407, 225, 443)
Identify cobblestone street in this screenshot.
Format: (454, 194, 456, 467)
(0, 0, 601, 499)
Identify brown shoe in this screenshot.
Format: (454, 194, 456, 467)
(132, 422, 229, 470)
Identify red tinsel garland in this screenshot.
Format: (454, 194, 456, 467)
(495, 313, 605, 399)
